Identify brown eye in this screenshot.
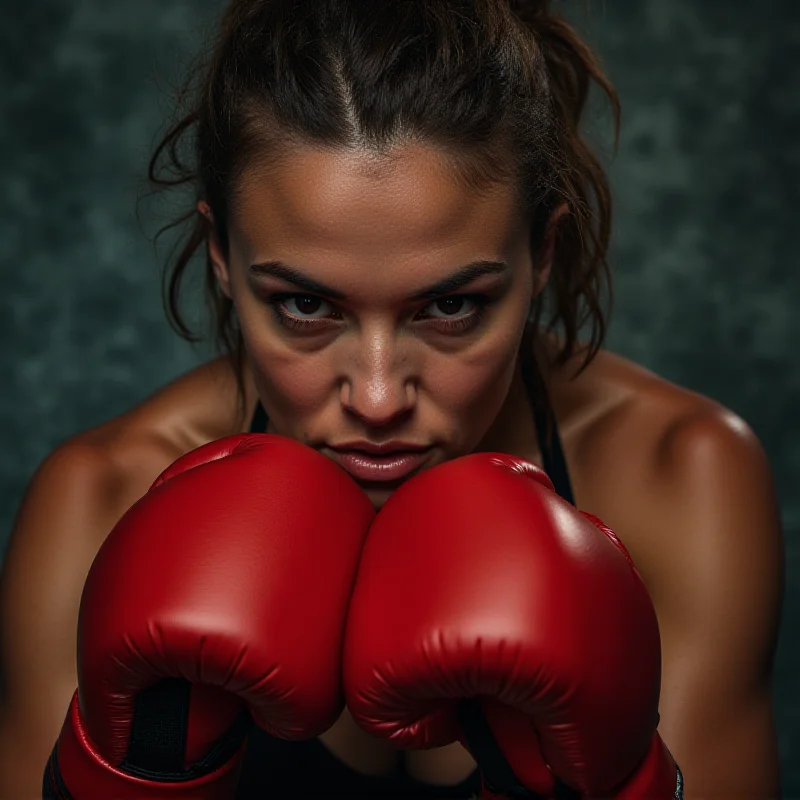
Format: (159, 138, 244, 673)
(425, 296, 476, 319)
(433, 297, 467, 316)
(282, 295, 332, 318)
(417, 295, 490, 335)
(265, 294, 340, 333)
(294, 297, 323, 315)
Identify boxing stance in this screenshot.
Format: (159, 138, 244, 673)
(43, 437, 681, 799)
(1, 0, 781, 795)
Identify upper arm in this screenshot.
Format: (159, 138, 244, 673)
(0, 439, 125, 796)
(643, 410, 784, 799)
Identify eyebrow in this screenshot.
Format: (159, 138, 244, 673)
(248, 259, 510, 301)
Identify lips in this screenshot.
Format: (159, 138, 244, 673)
(328, 448, 431, 482)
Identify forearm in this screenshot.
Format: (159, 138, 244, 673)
(0, 724, 51, 799)
(659, 700, 780, 799)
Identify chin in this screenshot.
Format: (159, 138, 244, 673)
(362, 484, 402, 510)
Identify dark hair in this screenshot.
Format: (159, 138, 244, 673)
(149, 0, 620, 425)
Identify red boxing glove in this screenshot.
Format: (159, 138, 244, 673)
(44, 434, 374, 800)
(343, 452, 682, 799)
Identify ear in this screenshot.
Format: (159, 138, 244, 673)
(198, 201, 233, 300)
(533, 203, 570, 295)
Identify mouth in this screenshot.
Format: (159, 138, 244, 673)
(326, 447, 433, 483)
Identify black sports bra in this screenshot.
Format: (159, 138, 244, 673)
(236, 349, 574, 797)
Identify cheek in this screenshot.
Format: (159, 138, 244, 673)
(425, 329, 521, 424)
(236, 309, 334, 421)
(251, 347, 333, 417)
(434, 344, 513, 398)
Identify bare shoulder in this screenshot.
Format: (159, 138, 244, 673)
(82, 356, 245, 492)
(9, 355, 245, 561)
(551, 344, 782, 600)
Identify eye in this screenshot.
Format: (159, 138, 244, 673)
(421, 296, 478, 319)
(281, 295, 335, 319)
(417, 295, 490, 334)
(266, 294, 341, 332)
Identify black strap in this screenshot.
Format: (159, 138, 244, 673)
(250, 401, 268, 433)
(124, 678, 252, 782)
(520, 343, 576, 506)
(44, 680, 253, 795)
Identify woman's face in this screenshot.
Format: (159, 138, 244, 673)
(210, 144, 545, 506)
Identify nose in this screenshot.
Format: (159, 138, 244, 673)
(339, 332, 416, 428)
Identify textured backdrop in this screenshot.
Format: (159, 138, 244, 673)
(1, 0, 798, 791)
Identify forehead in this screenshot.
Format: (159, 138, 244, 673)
(230, 144, 524, 260)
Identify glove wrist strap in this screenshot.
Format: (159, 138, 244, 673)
(43, 691, 248, 799)
(459, 700, 682, 800)
(458, 699, 577, 800)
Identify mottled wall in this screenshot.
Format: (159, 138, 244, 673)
(1, 0, 798, 790)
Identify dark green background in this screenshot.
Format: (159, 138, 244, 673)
(2, 0, 798, 791)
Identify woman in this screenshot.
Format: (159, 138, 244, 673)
(0, 0, 783, 797)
